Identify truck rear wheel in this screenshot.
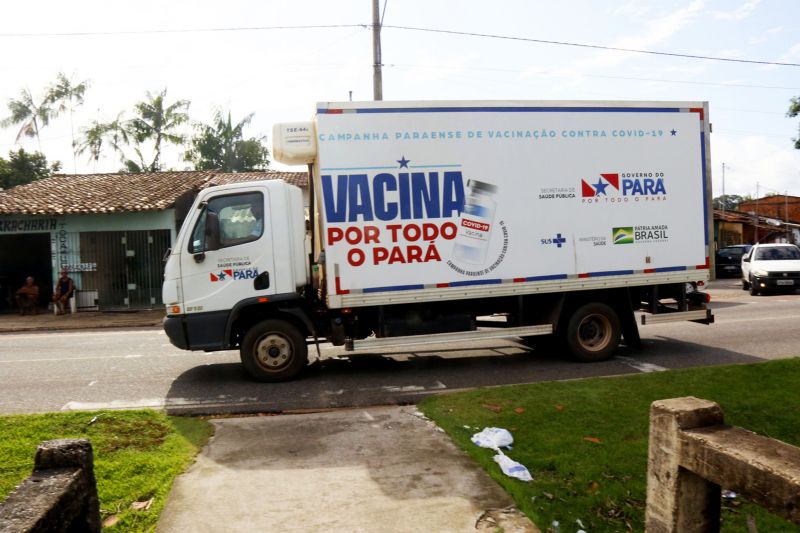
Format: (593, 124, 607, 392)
(240, 319, 308, 382)
(565, 303, 621, 362)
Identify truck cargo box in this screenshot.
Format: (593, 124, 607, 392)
(310, 100, 712, 309)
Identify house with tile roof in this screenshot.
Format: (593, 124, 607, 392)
(0, 170, 307, 312)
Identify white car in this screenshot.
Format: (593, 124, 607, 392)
(741, 243, 800, 295)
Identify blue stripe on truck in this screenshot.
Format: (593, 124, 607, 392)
(362, 284, 426, 293)
(318, 107, 682, 114)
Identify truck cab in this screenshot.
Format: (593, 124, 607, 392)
(163, 180, 307, 354)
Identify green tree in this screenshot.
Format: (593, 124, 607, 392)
(713, 194, 745, 211)
(0, 149, 61, 190)
(185, 110, 270, 171)
(0, 89, 55, 150)
(789, 96, 800, 149)
(46, 72, 90, 172)
(75, 113, 129, 172)
(127, 89, 190, 172)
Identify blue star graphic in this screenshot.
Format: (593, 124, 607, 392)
(218, 271, 226, 280)
(397, 156, 410, 168)
(592, 179, 609, 196)
(670, 129, 677, 136)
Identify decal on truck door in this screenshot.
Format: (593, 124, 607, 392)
(321, 158, 512, 276)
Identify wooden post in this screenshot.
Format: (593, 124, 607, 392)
(645, 397, 723, 533)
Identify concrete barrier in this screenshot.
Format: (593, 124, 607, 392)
(645, 396, 800, 532)
(0, 439, 100, 533)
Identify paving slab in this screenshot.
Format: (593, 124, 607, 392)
(158, 406, 538, 533)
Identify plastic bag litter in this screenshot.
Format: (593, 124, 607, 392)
(493, 451, 533, 482)
(471, 427, 514, 450)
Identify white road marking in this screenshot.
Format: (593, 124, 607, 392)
(2, 330, 162, 340)
(61, 398, 166, 410)
(124, 354, 144, 358)
(381, 385, 425, 393)
(87, 381, 97, 387)
(0, 353, 187, 364)
(60, 396, 238, 411)
(615, 356, 668, 373)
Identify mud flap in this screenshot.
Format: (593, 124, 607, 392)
(620, 289, 642, 350)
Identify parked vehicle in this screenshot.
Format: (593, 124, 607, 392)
(741, 243, 800, 295)
(163, 100, 714, 382)
(715, 244, 752, 277)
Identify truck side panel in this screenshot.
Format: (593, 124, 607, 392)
(313, 101, 711, 309)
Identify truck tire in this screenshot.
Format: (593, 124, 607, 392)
(741, 278, 749, 290)
(565, 303, 621, 363)
(240, 319, 308, 382)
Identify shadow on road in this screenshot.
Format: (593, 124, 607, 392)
(164, 335, 764, 416)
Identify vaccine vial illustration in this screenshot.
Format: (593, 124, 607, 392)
(452, 179, 498, 265)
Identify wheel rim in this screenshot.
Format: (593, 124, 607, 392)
(577, 313, 612, 353)
(254, 333, 293, 372)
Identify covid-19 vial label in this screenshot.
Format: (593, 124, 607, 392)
(452, 179, 498, 265)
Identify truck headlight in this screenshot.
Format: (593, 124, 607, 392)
(753, 269, 769, 277)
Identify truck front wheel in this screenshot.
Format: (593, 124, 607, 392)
(240, 319, 308, 382)
(565, 303, 621, 362)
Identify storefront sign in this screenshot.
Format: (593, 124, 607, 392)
(0, 218, 57, 233)
(64, 263, 97, 272)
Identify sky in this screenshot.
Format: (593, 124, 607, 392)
(0, 0, 798, 199)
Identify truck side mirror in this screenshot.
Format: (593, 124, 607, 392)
(742, 255, 750, 263)
(204, 211, 221, 252)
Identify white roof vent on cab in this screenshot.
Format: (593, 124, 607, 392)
(272, 121, 317, 165)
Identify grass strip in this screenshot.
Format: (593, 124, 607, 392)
(420, 358, 800, 533)
(0, 410, 212, 531)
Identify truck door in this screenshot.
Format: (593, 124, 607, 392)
(180, 189, 275, 314)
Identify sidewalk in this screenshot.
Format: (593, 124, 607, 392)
(0, 309, 164, 333)
(158, 406, 539, 533)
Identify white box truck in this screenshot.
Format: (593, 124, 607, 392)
(163, 100, 714, 382)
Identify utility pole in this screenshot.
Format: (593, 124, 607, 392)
(786, 191, 789, 242)
(721, 162, 726, 213)
(372, 0, 383, 101)
(755, 182, 759, 243)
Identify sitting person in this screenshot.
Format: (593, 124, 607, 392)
(52, 269, 75, 315)
(15, 277, 40, 316)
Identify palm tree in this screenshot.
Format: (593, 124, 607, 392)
(75, 121, 105, 171)
(1, 89, 55, 151)
(128, 89, 190, 172)
(75, 113, 130, 172)
(46, 72, 90, 172)
(186, 109, 270, 171)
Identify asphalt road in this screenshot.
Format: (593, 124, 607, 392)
(1, 279, 798, 415)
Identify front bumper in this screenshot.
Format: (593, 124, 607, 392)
(163, 316, 189, 349)
(163, 311, 230, 351)
(751, 276, 799, 290)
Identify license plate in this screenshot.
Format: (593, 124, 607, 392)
(777, 279, 794, 286)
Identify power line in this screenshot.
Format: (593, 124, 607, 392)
(0, 24, 366, 38)
(3, 21, 798, 68)
(382, 25, 800, 68)
(387, 63, 800, 91)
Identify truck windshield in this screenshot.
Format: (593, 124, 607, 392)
(188, 191, 265, 253)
